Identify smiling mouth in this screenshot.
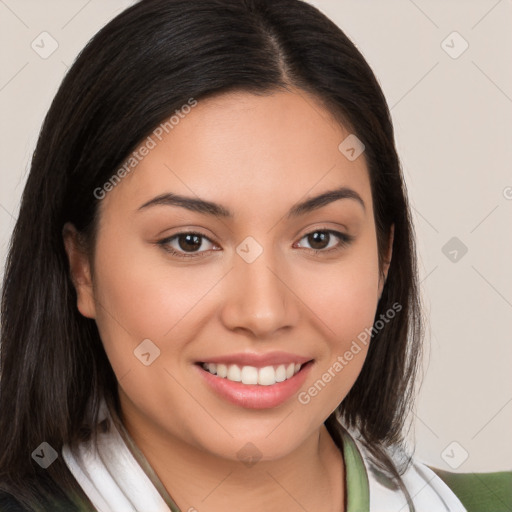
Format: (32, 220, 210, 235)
(197, 361, 313, 386)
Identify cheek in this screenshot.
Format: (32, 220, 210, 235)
(95, 219, 209, 320)
(312, 269, 378, 331)
(299, 244, 380, 343)
(90, 233, 187, 366)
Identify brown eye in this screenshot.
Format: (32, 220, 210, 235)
(307, 231, 330, 250)
(295, 229, 354, 254)
(177, 233, 203, 252)
(158, 231, 218, 258)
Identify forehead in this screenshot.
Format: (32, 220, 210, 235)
(100, 89, 372, 220)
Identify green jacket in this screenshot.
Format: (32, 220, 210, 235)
(430, 467, 512, 512)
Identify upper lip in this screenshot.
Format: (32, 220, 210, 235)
(198, 351, 313, 368)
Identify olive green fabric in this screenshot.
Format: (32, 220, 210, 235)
(430, 467, 512, 512)
(339, 428, 371, 512)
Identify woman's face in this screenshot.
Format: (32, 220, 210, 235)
(67, 88, 391, 462)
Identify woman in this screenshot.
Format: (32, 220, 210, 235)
(0, 0, 509, 511)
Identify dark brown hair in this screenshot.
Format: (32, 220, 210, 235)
(0, 0, 422, 509)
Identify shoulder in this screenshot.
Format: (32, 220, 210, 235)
(0, 487, 94, 512)
(427, 466, 512, 512)
(0, 490, 27, 512)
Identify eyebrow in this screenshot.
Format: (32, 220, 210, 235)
(137, 186, 366, 218)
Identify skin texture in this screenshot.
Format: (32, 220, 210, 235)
(64, 88, 393, 512)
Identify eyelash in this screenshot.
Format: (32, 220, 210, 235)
(157, 229, 354, 260)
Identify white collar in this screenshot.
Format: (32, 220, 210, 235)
(62, 400, 172, 512)
(62, 400, 467, 512)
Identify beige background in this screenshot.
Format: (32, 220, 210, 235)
(0, 0, 511, 472)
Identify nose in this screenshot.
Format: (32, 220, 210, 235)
(219, 246, 300, 339)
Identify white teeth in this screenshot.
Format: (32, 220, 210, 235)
(241, 366, 258, 385)
(216, 363, 228, 378)
(258, 366, 276, 386)
(201, 362, 303, 385)
(227, 364, 241, 382)
(275, 364, 287, 382)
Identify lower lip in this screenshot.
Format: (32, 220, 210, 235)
(195, 362, 313, 409)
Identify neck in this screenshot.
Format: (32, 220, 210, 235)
(118, 407, 345, 512)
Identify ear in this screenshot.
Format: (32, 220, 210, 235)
(378, 224, 394, 300)
(62, 222, 97, 319)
